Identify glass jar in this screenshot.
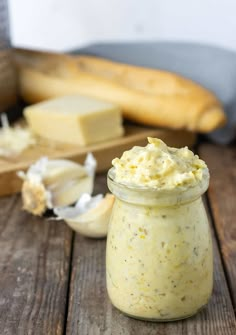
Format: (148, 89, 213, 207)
(106, 168, 213, 321)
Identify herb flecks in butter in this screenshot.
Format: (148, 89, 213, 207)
(112, 137, 208, 189)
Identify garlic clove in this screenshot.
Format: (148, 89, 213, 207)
(54, 193, 115, 238)
(18, 153, 97, 215)
(43, 160, 88, 186)
(50, 175, 93, 207)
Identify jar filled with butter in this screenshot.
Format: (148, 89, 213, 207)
(106, 138, 213, 321)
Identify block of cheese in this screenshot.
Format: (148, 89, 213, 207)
(24, 95, 124, 146)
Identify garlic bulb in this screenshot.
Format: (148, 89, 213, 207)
(17, 153, 97, 215)
(54, 193, 115, 238)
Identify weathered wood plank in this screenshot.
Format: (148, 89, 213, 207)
(0, 196, 73, 335)
(199, 143, 236, 309)
(66, 175, 236, 334)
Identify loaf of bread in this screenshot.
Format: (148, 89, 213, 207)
(14, 49, 226, 133)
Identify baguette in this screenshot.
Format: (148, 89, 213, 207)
(14, 49, 226, 133)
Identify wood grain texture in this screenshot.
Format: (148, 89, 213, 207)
(0, 125, 196, 197)
(0, 196, 72, 335)
(66, 175, 236, 335)
(199, 143, 236, 310)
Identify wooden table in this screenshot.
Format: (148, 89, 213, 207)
(0, 143, 235, 335)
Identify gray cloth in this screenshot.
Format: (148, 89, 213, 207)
(72, 42, 236, 144)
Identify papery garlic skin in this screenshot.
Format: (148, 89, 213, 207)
(84, 153, 97, 177)
(50, 176, 94, 207)
(17, 154, 97, 215)
(54, 193, 104, 218)
(54, 193, 115, 238)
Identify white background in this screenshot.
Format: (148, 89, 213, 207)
(8, 0, 236, 52)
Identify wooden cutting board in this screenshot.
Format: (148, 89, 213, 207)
(0, 124, 196, 197)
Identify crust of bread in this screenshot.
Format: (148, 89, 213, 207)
(14, 49, 226, 133)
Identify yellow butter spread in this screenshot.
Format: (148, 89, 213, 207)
(112, 137, 208, 189)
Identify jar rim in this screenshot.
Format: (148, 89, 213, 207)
(107, 167, 209, 206)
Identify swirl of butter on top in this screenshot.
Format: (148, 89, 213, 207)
(112, 137, 209, 190)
